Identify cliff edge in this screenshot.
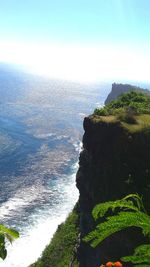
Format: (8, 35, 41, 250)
(76, 114, 150, 267)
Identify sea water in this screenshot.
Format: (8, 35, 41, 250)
(0, 65, 107, 267)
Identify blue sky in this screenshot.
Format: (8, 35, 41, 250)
(0, 0, 150, 82)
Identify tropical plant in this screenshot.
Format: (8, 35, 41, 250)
(0, 224, 19, 260)
(84, 194, 150, 267)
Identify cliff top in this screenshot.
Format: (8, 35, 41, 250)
(93, 90, 150, 133)
(91, 114, 150, 133)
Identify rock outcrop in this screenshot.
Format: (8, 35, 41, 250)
(76, 115, 150, 267)
(105, 83, 150, 104)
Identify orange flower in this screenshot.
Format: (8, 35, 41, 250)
(114, 261, 123, 267)
(106, 262, 113, 267)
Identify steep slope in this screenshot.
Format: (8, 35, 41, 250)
(105, 83, 150, 104)
(76, 115, 150, 267)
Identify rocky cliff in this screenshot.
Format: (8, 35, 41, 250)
(76, 115, 150, 267)
(30, 90, 150, 267)
(105, 83, 150, 104)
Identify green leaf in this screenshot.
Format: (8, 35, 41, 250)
(122, 255, 150, 264)
(0, 225, 19, 240)
(0, 234, 5, 245)
(0, 225, 19, 260)
(122, 244, 150, 265)
(0, 247, 7, 260)
(92, 199, 139, 220)
(84, 211, 150, 248)
(134, 244, 150, 256)
(92, 193, 146, 221)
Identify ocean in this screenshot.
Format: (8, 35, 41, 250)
(0, 64, 108, 267)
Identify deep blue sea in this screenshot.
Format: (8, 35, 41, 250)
(0, 64, 109, 267)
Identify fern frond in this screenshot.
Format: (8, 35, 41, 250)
(84, 194, 150, 267)
(84, 211, 150, 248)
(92, 194, 146, 220)
(122, 255, 150, 264)
(121, 244, 150, 265)
(92, 199, 139, 220)
(123, 194, 147, 213)
(134, 244, 150, 255)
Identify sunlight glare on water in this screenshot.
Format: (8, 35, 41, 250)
(0, 66, 105, 267)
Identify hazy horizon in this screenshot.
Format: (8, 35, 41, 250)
(0, 1, 150, 83)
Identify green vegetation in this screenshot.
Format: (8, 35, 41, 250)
(94, 91, 150, 124)
(122, 114, 150, 132)
(30, 208, 79, 267)
(0, 224, 19, 260)
(84, 194, 150, 267)
(92, 113, 150, 133)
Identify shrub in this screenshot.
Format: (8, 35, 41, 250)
(117, 108, 137, 124)
(95, 91, 150, 118)
(94, 107, 108, 116)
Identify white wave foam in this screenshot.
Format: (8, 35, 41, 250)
(73, 140, 83, 153)
(0, 185, 45, 220)
(33, 133, 55, 139)
(1, 216, 65, 267)
(0, 164, 79, 267)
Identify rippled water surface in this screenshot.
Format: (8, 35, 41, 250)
(0, 64, 108, 267)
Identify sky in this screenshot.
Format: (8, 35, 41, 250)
(0, 0, 150, 82)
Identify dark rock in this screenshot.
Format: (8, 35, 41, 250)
(76, 116, 150, 267)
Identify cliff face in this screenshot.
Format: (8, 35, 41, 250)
(76, 116, 150, 267)
(105, 83, 150, 104)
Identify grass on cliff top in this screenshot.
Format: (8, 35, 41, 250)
(122, 114, 150, 132)
(92, 114, 150, 133)
(29, 208, 79, 267)
(92, 115, 117, 123)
